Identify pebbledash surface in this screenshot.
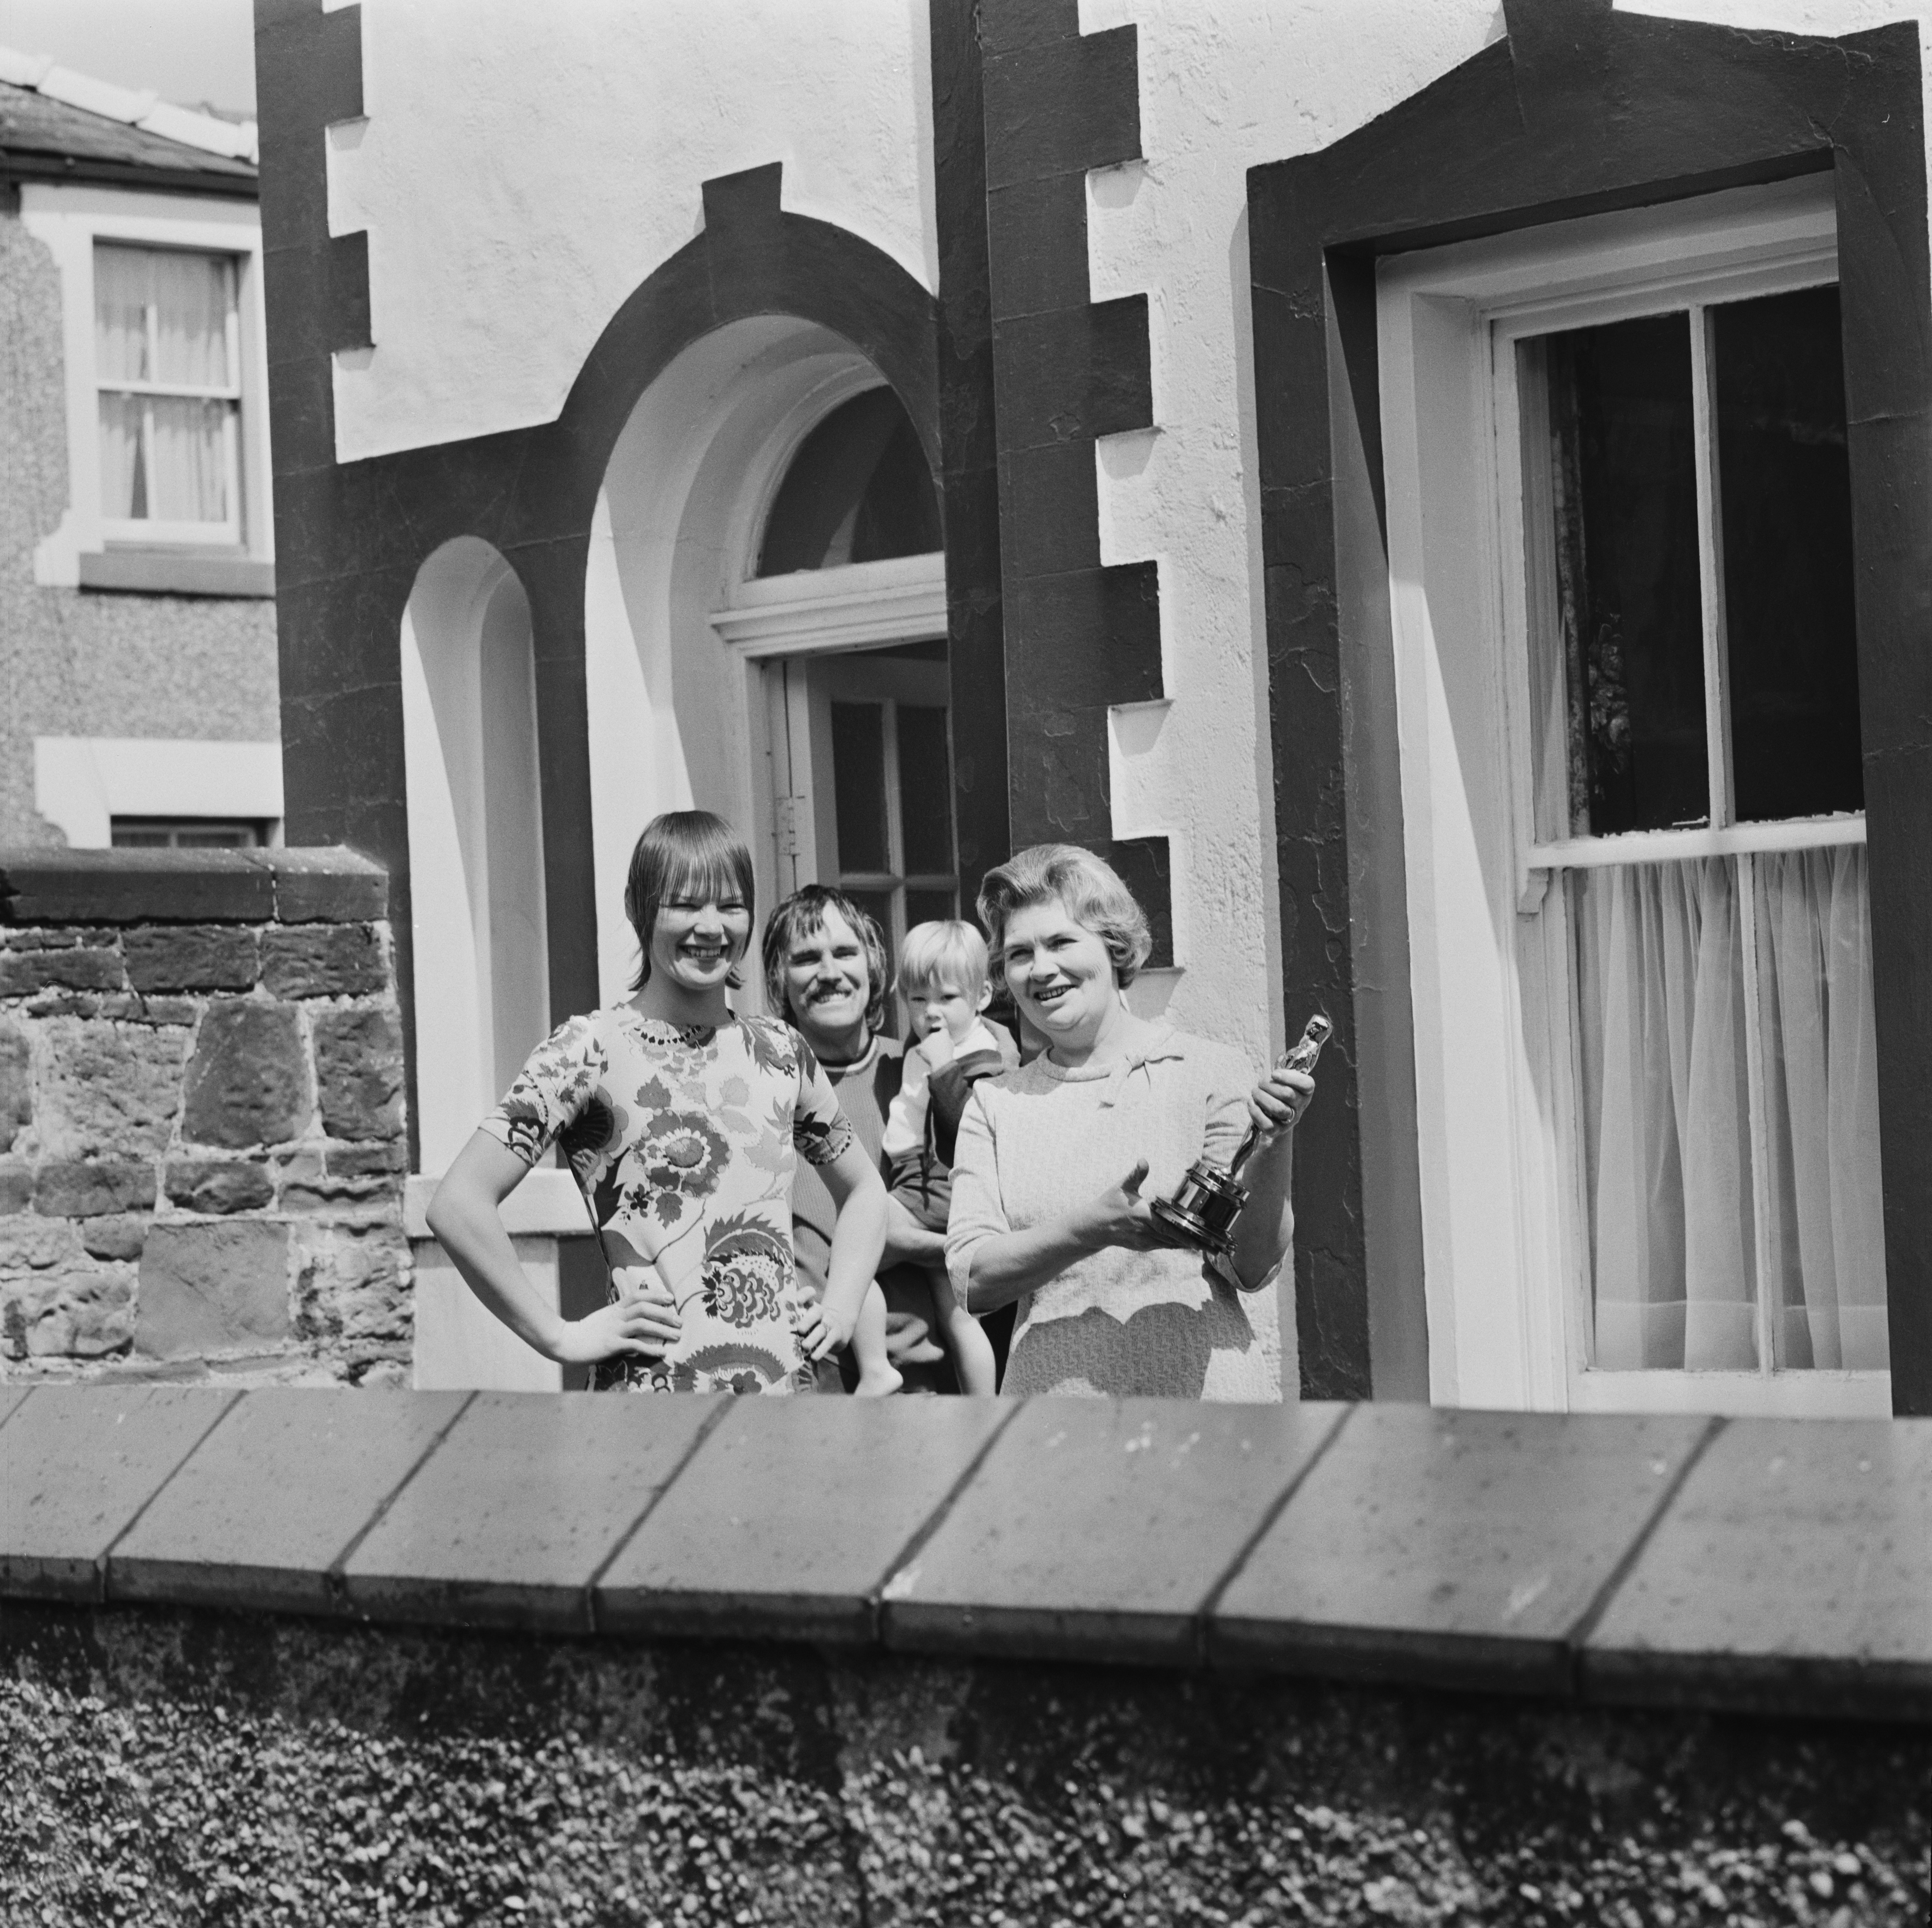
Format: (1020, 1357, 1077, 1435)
(1, 1386, 1928, 1923)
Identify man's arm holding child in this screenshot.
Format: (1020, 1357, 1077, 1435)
(794, 1135, 888, 1359)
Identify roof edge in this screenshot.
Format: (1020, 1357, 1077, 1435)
(0, 43, 257, 166)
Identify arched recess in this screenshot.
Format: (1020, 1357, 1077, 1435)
(273, 162, 980, 1180)
(513, 162, 977, 1013)
(583, 317, 949, 1005)
(401, 536, 551, 1172)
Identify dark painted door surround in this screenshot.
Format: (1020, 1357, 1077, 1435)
(1247, 0, 1932, 1411)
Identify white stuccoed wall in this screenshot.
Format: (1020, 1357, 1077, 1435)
(1077, 0, 1500, 1066)
(325, 0, 936, 463)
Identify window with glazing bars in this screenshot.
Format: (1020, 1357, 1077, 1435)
(1511, 281, 1887, 1377)
(94, 243, 243, 544)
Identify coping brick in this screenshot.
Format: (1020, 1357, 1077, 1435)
(1211, 1406, 1712, 1694)
(0, 1386, 239, 1601)
(338, 1392, 716, 1634)
(0, 851, 274, 926)
(108, 1387, 470, 1614)
(251, 848, 388, 924)
(880, 1398, 1347, 1665)
(1581, 1417, 1932, 1722)
(0, 847, 386, 928)
(596, 1394, 1012, 1645)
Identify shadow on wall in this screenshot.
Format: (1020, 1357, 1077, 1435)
(401, 539, 550, 1175)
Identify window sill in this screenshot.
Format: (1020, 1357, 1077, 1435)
(78, 549, 275, 598)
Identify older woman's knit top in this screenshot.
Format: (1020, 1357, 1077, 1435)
(944, 1025, 1278, 1401)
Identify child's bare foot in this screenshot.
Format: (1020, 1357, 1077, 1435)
(854, 1360, 904, 1397)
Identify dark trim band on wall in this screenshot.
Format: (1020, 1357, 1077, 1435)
(929, 0, 1010, 911)
(258, 1, 945, 1163)
(977, 0, 1172, 960)
(1247, 0, 1932, 1412)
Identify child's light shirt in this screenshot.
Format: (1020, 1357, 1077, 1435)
(881, 1017, 1001, 1161)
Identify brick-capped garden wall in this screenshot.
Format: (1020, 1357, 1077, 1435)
(0, 849, 410, 1384)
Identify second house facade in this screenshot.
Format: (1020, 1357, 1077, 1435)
(0, 47, 281, 851)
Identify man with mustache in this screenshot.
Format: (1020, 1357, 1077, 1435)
(762, 884, 1013, 1392)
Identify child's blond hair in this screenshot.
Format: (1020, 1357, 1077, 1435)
(896, 919, 990, 997)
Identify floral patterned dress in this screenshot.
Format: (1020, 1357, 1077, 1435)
(480, 1008, 855, 1395)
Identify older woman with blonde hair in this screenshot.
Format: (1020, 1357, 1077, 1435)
(945, 844, 1313, 1399)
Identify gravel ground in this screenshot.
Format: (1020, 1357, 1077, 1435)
(1, 1603, 1925, 1927)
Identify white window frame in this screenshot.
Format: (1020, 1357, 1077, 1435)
(21, 185, 273, 585)
(703, 375, 952, 959)
(93, 242, 244, 547)
(1376, 174, 1889, 1419)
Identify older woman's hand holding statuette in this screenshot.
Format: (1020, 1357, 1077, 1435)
(1150, 1013, 1330, 1258)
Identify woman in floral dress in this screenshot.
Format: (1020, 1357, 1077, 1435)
(427, 811, 888, 1393)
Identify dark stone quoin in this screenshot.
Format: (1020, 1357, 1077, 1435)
(977, 0, 1173, 962)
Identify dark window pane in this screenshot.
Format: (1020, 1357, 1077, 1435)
(905, 888, 956, 933)
(1545, 313, 1708, 833)
(176, 827, 256, 848)
(831, 701, 889, 875)
(1712, 287, 1862, 822)
(851, 417, 943, 563)
(896, 706, 953, 876)
(111, 817, 262, 848)
(757, 388, 942, 575)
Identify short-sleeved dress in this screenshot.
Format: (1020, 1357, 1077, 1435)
(481, 1007, 855, 1395)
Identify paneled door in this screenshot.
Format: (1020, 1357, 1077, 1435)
(764, 644, 956, 1005)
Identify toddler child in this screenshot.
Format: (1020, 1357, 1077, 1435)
(877, 920, 1006, 1394)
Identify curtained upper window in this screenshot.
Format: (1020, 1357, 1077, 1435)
(94, 243, 243, 543)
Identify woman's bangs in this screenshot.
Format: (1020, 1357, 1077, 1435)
(667, 850, 747, 908)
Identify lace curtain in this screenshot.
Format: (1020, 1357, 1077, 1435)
(95, 246, 234, 526)
(1573, 844, 1887, 1371)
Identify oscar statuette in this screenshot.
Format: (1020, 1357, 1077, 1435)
(1149, 1013, 1331, 1258)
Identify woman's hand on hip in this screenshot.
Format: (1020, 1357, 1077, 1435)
(1247, 1067, 1315, 1139)
(1072, 1158, 1168, 1254)
(555, 1274, 681, 1365)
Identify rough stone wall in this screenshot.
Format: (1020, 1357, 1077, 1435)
(0, 894, 409, 1384)
(2, 1601, 1925, 1927)
(0, 199, 280, 848)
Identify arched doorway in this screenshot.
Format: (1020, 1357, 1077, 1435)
(584, 315, 953, 1009)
